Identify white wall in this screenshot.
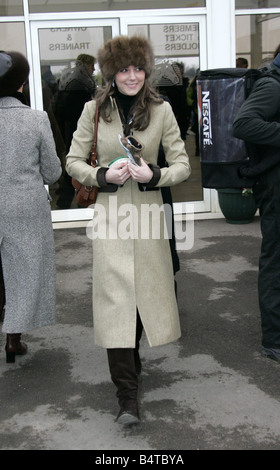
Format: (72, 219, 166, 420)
(206, 0, 236, 69)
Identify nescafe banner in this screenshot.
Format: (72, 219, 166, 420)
(196, 68, 257, 189)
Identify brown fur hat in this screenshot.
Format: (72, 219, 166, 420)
(97, 35, 154, 82)
(0, 51, 30, 97)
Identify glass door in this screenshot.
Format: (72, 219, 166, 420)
(30, 18, 120, 223)
(122, 14, 209, 216)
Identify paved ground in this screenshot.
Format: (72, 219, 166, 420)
(1, 216, 280, 452)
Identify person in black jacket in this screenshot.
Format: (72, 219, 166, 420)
(54, 54, 96, 209)
(232, 44, 280, 362)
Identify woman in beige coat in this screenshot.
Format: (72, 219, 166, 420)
(66, 35, 191, 426)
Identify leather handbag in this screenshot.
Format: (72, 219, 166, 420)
(72, 105, 99, 208)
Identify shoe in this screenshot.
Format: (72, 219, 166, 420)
(5, 334, 27, 363)
(116, 400, 140, 426)
(261, 347, 280, 363)
(117, 410, 140, 426)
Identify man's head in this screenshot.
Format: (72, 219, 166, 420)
(76, 54, 96, 75)
(236, 57, 248, 69)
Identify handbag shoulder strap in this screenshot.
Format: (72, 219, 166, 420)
(89, 103, 99, 166)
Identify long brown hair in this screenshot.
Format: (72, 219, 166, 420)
(274, 43, 280, 58)
(95, 79, 163, 131)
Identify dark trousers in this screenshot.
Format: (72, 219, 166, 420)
(254, 169, 280, 348)
(56, 172, 75, 209)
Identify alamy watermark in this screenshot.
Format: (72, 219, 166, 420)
(86, 195, 194, 251)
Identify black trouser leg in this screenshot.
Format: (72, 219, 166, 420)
(56, 172, 75, 209)
(259, 203, 280, 348)
(254, 174, 280, 348)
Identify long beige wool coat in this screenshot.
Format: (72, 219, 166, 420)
(66, 98, 191, 348)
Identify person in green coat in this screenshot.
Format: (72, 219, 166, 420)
(66, 35, 191, 426)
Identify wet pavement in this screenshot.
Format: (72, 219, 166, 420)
(1, 217, 280, 452)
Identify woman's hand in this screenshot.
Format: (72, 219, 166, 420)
(128, 159, 153, 183)
(105, 162, 131, 185)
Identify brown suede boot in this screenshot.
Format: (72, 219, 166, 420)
(5, 334, 28, 363)
(107, 348, 140, 426)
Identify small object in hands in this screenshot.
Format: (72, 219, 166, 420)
(118, 134, 144, 166)
(108, 156, 129, 167)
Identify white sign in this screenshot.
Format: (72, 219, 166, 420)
(150, 24, 199, 56)
(39, 27, 104, 61)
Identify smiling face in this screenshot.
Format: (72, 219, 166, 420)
(115, 65, 146, 96)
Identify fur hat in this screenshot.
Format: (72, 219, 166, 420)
(0, 51, 30, 97)
(97, 35, 154, 82)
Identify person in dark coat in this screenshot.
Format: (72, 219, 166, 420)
(54, 54, 97, 209)
(232, 44, 280, 362)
